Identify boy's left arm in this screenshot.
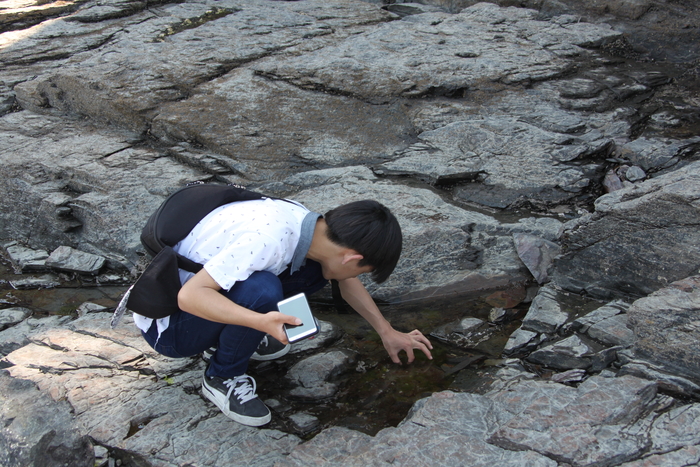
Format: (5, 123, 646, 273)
(337, 277, 433, 364)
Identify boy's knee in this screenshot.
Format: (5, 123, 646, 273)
(225, 271, 283, 312)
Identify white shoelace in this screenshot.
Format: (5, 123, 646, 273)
(259, 335, 269, 348)
(224, 375, 258, 404)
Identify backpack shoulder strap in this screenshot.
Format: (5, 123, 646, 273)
(140, 184, 266, 272)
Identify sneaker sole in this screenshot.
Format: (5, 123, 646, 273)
(202, 379, 271, 427)
(250, 343, 291, 361)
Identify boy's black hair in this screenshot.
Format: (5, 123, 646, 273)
(324, 200, 402, 283)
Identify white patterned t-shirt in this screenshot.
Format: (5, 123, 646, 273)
(133, 197, 319, 335)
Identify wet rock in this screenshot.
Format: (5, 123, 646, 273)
(0, 307, 32, 331)
(430, 317, 493, 349)
(627, 275, 700, 385)
(553, 160, 700, 299)
(502, 328, 542, 356)
(9, 274, 61, 290)
(0, 370, 95, 467)
(281, 374, 677, 467)
(288, 319, 342, 355)
(512, 233, 561, 284)
(521, 285, 569, 334)
(75, 302, 108, 317)
(286, 349, 357, 400)
(484, 286, 527, 309)
(45, 246, 106, 274)
(288, 412, 320, 433)
(3, 243, 49, 273)
(526, 334, 593, 370)
(487, 307, 507, 324)
(279, 390, 558, 467)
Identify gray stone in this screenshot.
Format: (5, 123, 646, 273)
(521, 286, 569, 334)
(0, 307, 32, 331)
(627, 275, 700, 385)
(587, 313, 636, 347)
(288, 319, 342, 355)
(512, 233, 561, 284)
(9, 274, 61, 290)
(278, 391, 558, 467)
(3, 312, 301, 464)
(255, 3, 621, 100)
(617, 136, 700, 172)
(502, 328, 541, 356)
(570, 300, 629, 333)
(430, 317, 494, 349)
(553, 161, 700, 299)
(625, 166, 646, 182)
(76, 302, 108, 317)
(4, 243, 49, 273)
(0, 315, 72, 357)
(618, 361, 700, 399)
(526, 335, 593, 370)
(288, 412, 320, 433)
(487, 307, 507, 324)
(286, 349, 357, 400)
(488, 375, 658, 467)
(0, 370, 95, 467)
(550, 368, 586, 383)
(45, 246, 106, 274)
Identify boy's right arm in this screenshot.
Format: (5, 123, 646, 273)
(177, 268, 300, 344)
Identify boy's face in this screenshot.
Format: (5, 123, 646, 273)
(321, 251, 374, 281)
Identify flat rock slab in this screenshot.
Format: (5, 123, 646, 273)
(255, 3, 621, 100)
(151, 68, 416, 182)
(0, 111, 209, 264)
(278, 374, 690, 467)
(2, 313, 301, 465)
(285, 168, 537, 301)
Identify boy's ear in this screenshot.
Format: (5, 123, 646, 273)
(341, 252, 364, 265)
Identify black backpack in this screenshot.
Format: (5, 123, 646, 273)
(111, 183, 268, 326)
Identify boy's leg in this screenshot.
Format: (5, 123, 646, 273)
(203, 270, 284, 427)
(208, 270, 284, 378)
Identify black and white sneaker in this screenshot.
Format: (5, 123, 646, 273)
(251, 335, 290, 361)
(202, 373, 271, 426)
(202, 347, 216, 362)
(201, 335, 290, 363)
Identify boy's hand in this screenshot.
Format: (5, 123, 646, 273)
(263, 311, 301, 345)
(382, 328, 433, 364)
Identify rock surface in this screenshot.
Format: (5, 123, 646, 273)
(1, 0, 700, 465)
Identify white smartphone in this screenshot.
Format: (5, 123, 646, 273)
(278, 293, 319, 343)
